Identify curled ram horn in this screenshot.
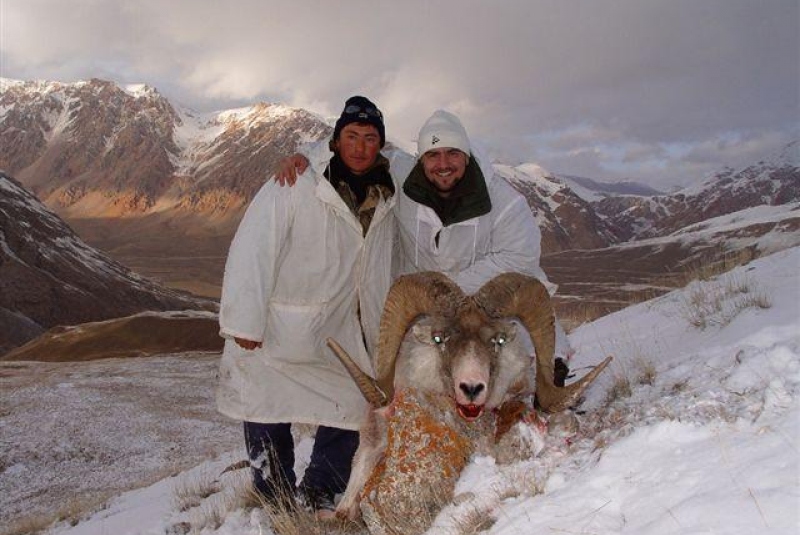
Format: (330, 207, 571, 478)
(472, 272, 612, 413)
(373, 271, 465, 400)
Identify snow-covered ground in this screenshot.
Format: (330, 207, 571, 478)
(2, 247, 798, 535)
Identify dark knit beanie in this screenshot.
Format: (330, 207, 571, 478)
(333, 96, 385, 147)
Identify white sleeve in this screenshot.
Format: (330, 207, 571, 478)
(299, 138, 334, 177)
(218, 182, 292, 342)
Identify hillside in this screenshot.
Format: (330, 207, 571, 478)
(1, 311, 223, 362)
(0, 78, 622, 270)
(0, 78, 330, 217)
(544, 202, 800, 323)
(592, 141, 800, 241)
(0, 172, 217, 355)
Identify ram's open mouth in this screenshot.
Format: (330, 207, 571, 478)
(457, 403, 485, 421)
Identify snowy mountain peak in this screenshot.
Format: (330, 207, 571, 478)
(514, 162, 552, 181)
(0, 77, 26, 90)
(684, 140, 799, 195)
(122, 83, 161, 100)
(2, 77, 798, 252)
(213, 101, 307, 127)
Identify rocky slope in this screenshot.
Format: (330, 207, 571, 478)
(497, 163, 623, 252)
(1, 78, 620, 254)
(0, 172, 216, 355)
(3, 78, 797, 252)
(543, 202, 800, 325)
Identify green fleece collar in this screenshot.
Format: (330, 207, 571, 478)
(402, 157, 492, 226)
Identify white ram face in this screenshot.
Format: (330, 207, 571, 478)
(449, 337, 491, 419)
(393, 318, 450, 395)
(393, 316, 529, 421)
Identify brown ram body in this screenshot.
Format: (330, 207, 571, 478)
(327, 272, 611, 533)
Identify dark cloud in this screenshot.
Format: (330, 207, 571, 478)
(2, 0, 797, 188)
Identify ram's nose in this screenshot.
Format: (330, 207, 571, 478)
(459, 382, 486, 402)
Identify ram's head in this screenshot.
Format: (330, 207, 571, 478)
(329, 271, 611, 419)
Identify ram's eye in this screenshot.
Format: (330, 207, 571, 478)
(432, 332, 446, 345)
(492, 334, 507, 347)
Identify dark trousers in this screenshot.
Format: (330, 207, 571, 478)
(243, 421, 359, 498)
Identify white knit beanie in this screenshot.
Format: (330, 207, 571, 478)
(417, 110, 471, 157)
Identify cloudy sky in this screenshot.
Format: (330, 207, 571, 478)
(1, 0, 797, 190)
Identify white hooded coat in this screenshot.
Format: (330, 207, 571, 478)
(216, 141, 397, 430)
(393, 149, 552, 295)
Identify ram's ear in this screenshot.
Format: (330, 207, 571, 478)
(412, 324, 432, 344)
(498, 320, 518, 344)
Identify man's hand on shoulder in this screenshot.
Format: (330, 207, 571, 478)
(274, 154, 310, 186)
(235, 337, 263, 350)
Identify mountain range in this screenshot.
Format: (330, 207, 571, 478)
(3, 78, 796, 251)
(1, 77, 798, 353)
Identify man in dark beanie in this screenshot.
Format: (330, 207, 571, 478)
(324, 96, 394, 232)
(216, 96, 396, 518)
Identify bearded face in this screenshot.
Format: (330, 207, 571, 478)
(420, 147, 468, 198)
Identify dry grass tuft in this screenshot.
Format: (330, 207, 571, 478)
(262, 497, 363, 535)
(451, 502, 498, 534)
(603, 356, 658, 405)
(680, 248, 760, 284)
(169, 465, 256, 533)
(187, 491, 248, 532)
(605, 372, 633, 404)
(670, 379, 690, 394)
(560, 303, 610, 333)
(634, 357, 658, 387)
(679, 271, 772, 329)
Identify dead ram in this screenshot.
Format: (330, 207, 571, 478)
(328, 271, 611, 534)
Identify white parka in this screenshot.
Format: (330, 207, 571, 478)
(216, 141, 397, 430)
(393, 149, 553, 295)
